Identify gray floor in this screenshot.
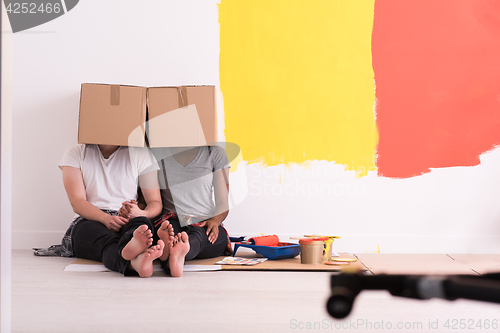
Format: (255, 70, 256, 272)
(11, 250, 500, 333)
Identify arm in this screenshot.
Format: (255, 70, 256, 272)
(138, 169, 163, 218)
(211, 167, 230, 223)
(198, 167, 230, 243)
(118, 170, 162, 220)
(61, 166, 127, 232)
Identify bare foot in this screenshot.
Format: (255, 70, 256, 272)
(168, 232, 190, 277)
(157, 221, 175, 261)
(121, 225, 153, 260)
(130, 240, 165, 278)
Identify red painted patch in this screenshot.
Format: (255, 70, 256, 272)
(373, 0, 500, 178)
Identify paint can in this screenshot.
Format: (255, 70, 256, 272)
(323, 237, 334, 261)
(299, 237, 328, 264)
(302, 235, 340, 261)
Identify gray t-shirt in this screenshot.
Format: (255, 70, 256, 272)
(152, 146, 230, 226)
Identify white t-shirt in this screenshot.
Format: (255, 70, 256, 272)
(59, 144, 158, 212)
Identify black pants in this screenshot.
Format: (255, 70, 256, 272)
(72, 216, 154, 275)
(158, 217, 228, 274)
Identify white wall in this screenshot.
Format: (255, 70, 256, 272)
(9, 0, 500, 253)
(229, 152, 500, 253)
(2, 2, 13, 331)
(11, 0, 221, 248)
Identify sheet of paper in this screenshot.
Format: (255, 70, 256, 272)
(183, 265, 221, 272)
(64, 264, 221, 272)
(64, 264, 109, 272)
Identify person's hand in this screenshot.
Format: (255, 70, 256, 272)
(118, 201, 132, 220)
(119, 200, 146, 220)
(197, 219, 220, 244)
(103, 215, 128, 232)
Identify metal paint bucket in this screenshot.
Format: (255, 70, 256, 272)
(323, 237, 334, 261)
(299, 237, 328, 264)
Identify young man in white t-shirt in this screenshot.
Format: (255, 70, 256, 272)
(59, 144, 165, 277)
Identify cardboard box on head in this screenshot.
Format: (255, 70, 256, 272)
(77, 84, 217, 148)
(78, 83, 147, 147)
(147, 86, 217, 148)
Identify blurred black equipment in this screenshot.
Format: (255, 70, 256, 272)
(327, 272, 500, 319)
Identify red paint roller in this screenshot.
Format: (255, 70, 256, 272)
(248, 235, 280, 246)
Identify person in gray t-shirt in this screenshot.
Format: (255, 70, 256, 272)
(150, 145, 230, 277)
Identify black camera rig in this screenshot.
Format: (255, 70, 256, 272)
(327, 272, 500, 319)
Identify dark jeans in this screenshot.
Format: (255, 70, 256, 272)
(158, 217, 228, 274)
(72, 216, 154, 276)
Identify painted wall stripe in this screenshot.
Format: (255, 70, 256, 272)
(219, 0, 378, 177)
(373, 0, 500, 178)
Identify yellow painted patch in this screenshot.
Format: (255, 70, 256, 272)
(219, 0, 378, 176)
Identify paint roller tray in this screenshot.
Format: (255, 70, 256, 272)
(233, 242, 301, 260)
